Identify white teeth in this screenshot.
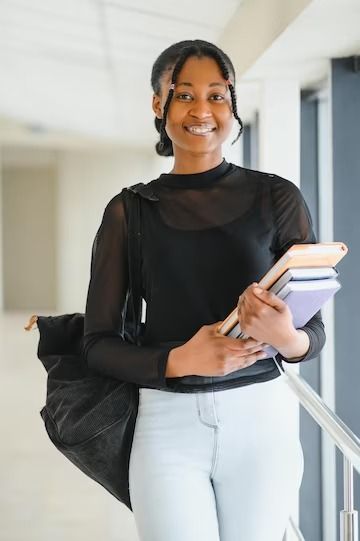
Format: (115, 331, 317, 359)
(186, 126, 214, 135)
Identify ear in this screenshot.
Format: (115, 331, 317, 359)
(152, 94, 162, 119)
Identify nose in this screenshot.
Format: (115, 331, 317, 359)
(188, 98, 212, 119)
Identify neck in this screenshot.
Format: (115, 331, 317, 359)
(169, 148, 223, 175)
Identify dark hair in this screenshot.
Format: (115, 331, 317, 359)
(151, 39, 243, 157)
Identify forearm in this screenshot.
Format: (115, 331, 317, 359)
(83, 334, 172, 387)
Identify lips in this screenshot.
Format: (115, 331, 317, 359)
(184, 124, 216, 136)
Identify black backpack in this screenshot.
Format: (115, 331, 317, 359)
(25, 182, 158, 510)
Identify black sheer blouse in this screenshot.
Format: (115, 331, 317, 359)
(83, 160, 325, 393)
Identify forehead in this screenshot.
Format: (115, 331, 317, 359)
(162, 56, 225, 86)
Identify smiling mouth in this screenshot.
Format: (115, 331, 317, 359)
(184, 125, 216, 136)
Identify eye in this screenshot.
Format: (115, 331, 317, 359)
(175, 93, 193, 101)
(210, 94, 226, 102)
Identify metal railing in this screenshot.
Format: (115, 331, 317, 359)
(279, 361, 360, 541)
(287, 516, 305, 541)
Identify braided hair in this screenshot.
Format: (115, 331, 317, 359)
(151, 39, 243, 157)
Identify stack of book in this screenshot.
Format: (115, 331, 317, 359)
(217, 242, 348, 356)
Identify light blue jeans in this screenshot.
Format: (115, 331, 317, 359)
(129, 375, 304, 541)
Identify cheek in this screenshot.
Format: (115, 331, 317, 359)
(218, 108, 234, 136)
(166, 103, 185, 126)
(164, 107, 187, 140)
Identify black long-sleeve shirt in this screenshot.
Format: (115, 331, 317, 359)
(83, 159, 325, 392)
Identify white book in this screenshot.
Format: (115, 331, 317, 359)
(269, 267, 338, 296)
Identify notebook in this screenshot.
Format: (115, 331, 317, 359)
(218, 242, 348, 337)
(226, 276, 340, 335)
(263, 278, 341, 356)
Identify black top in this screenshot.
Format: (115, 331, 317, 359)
(83, 160, 325, 393)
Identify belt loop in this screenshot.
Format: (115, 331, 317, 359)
(196, 390, 219, 428)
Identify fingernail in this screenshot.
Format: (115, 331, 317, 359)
(254, 287, 263, 295)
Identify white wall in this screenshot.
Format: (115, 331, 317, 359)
(1, 148, 58, 312)
(258, 78, 302, 538)
(0, 148, 3, 311)
(56, 147, 168, 313)
(2, 165, 57, 310)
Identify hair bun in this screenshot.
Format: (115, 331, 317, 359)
(154, 118, 174, 156)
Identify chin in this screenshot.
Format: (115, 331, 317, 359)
(183, 145, 218, 155)
(178, 138, 221, 152)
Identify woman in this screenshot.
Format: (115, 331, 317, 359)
(84, 39, 325, 541)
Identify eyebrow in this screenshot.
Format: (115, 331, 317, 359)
(176, 81, 227, 89)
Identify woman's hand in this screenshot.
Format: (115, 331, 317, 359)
(237, 283, 310, 359)
(166, 321, 268, 378)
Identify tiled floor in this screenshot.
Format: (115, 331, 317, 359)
(0, 311, 138, 541)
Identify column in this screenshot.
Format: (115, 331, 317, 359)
(259, 79, 302, 539)
(259, 79, 301, 184)
(0, 146, 3, 311)
(331, 55, 360, 536)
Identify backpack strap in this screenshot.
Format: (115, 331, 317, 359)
(124, 182, 159, 345)
(127, 182, 159, 202)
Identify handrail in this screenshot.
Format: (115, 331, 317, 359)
(278, 361, 360, 541)
(280, 363, 360, 473)
(287, 516, 305, 541)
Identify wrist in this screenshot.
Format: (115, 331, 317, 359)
(166, 346, 186, 377)
(276, 329, 310, 361)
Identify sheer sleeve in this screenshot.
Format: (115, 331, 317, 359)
(271, 176, 326, 363)
(83, 191, 172, 387)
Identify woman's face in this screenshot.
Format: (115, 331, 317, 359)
(152, 56, 234, 158)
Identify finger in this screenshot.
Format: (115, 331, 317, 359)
(225, 343, 264, 356)
(240, 293, 260, 313)
(238, 301, 255, 334)
(212, 321, 228, 334)
(240, 292, 262, 321)
(240, 282, 258, 296)
(248, 350, 268, 361)
(226, 349, 268, 374)
(244, 288, 263, 308)
(238, 282, 258, 306)
(212, 320, 225, 328)
(253, 287, 287, 311)
(223, 336, 261, 351)
(232, 345, 266, 357)
(238, 302, 244, 323)
(238, 350, 268, 367)
(243, 338, 264, 348)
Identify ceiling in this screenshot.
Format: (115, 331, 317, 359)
(244, 0, 360, 87)
(0, 0, 359, 148)
(0, 0, 242, 146)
